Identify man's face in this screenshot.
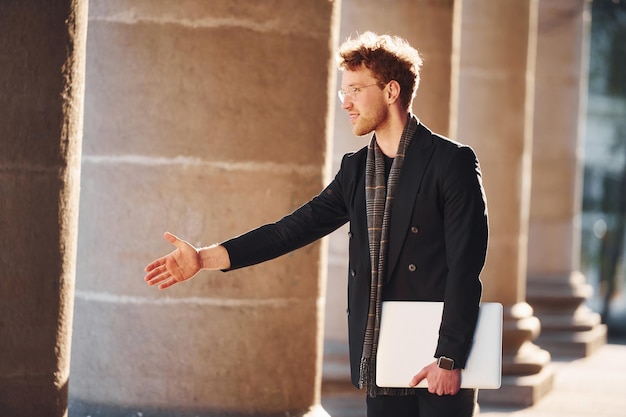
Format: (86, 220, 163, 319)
(340, 67, 388, 137)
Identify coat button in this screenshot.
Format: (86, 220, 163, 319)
(408, 264, 416, 272)
(350, 269, 356, 277)
(411, 226, 419, 234)
(348, 231, 353, 238)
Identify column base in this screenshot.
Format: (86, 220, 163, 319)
(527, 271, 608, 358)
(478, 365, 555, 407)
(484, 302, 555, 407)
(534, 323, 607, 358)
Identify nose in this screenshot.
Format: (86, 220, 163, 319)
(341, 96, 353, 110)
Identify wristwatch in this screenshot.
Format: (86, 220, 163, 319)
(437, 356, 455, 370)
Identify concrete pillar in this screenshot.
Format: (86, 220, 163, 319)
(457, 0, 554, 407)
(526, 0, 607, 358)
(0, 2, 88, 417)
(70, 1, 338, 416)
(323, 0, 460, 394)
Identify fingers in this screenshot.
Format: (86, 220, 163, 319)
(164, 231, 178, 244)
(144, 269, 177, 290)
(165, 231, 189, 251)
(143, 232, 179, 280)
(167, 232, 197, 256)
(409, 367, 427, 387)
(144, 256, 165, 273)
(144, 232, 193, 290)
(158, 278, 178, 290)
(429, 384, 458, 396)
(144, 264, 169, 285)
(409, 363, 460, 396)
(426, 367, 461, 396)
(144, 232, 180, 273)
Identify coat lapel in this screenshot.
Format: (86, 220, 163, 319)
(385, 123, 435, 282)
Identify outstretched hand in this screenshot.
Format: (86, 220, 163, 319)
(409, 361, 461, 396)
(144, 232, 201, 290)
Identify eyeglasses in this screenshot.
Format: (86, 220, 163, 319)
(338, 83, 381, 103)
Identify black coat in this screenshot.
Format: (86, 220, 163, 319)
(222, 121, 489, 388)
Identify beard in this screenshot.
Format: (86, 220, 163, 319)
(351, 102, 388, 137)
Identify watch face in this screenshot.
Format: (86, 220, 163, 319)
(438, 357, 454, 370)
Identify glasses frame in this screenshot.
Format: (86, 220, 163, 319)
(338, 82, 383, 103)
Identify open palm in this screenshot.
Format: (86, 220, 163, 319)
(144, 232, 201, 289)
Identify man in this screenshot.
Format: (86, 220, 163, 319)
(144, 32, 488, 417)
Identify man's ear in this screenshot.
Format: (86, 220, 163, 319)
(386, 80, 401, 104)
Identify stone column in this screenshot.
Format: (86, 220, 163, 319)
(0, 2, 88, 417)
(456, 0, 554, 407)
(526, 0, 607, 359)
(70, 1, 338, 416)
(323, 0, 460, 393)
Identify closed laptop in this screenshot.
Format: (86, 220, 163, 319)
(376, 301, 502, 389)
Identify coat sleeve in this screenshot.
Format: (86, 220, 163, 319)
(434, 145, 489, 368)
(221, 157, 352, 271)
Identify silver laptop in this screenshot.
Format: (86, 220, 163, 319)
(376, 301, 502, 389)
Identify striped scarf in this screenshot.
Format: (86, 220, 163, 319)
(360, 114, 418, 397)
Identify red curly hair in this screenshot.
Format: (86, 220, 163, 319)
(337, 32, 423, 111)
